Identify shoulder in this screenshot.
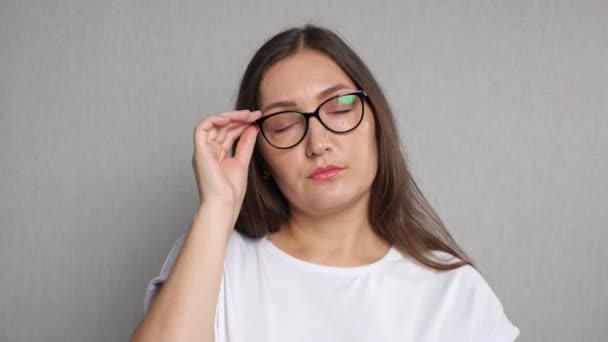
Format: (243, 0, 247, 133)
(162, 229, 257, 271)
(425, 250, 520, 341)
(157, 232, 187, 276)
(143, 230, 257, 313)
(426, 250, 509, 314)
(222, 229, 265, 267)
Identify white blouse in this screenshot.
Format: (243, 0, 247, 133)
(144, 229, 520, 341)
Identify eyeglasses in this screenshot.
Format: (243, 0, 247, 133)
(255, 90, 368, 149)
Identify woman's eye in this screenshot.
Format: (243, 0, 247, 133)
(272, 123, 295, 133)
(329, 109, 351, 115)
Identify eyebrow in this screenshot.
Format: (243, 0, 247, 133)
(261, 83, 353, 114)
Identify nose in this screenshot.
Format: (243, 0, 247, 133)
(305, 116, 332, 157)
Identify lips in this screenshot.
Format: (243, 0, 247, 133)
(308, 165, 345, 180)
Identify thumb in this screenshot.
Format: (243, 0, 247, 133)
(233, 125, 259, 165)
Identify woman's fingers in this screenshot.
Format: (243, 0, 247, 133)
(195, 115, 228, 147)
(199, 115, 230, 131)
(233, 125, 260, 165)
(215, 121, 248, 143)
(221, 122, 255, 153)
(198, 110, 258, 133)
(195, 110, 262, 159)
(219, 110, 262, 122)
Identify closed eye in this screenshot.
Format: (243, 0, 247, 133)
(329, 109, 351, 114)
(271, 123, 297, 133)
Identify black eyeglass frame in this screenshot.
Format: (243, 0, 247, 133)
(254, 89, 369, 149)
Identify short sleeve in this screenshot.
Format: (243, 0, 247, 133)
(469, 268, 521, 341)
(143, 233, 186, 314)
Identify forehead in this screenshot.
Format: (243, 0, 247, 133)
(258, 49, 355, 107)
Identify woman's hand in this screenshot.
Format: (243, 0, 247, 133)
(192, 109, 262, 217)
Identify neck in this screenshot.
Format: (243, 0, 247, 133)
(269, 192, 390, 266)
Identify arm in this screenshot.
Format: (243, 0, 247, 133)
(130, 109, 261, 341)
(130, 205, 232, 342)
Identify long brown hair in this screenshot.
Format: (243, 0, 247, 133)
(232, 24, 475, 271)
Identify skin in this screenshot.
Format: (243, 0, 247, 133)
(130, 49, 392, 341)
(257, 48, 391, 267)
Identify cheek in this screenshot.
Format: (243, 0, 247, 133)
(359, 113, 378, 177)
(258, 142, 300, 185)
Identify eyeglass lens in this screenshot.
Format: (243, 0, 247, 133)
(261, 93, 363, 148)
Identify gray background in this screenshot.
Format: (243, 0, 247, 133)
(1, 1, 606, 341)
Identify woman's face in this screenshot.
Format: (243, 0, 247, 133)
(257, 48, 378, 215)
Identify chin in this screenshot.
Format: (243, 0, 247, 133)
(301, 191, 365, 213)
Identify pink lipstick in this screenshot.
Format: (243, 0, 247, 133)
(308, 165, 344, 181)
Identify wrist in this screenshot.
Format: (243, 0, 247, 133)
(194, 202, 237, 223)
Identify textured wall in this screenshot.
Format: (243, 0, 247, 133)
(1, 1, 606, 341)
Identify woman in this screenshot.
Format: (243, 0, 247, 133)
(131, 24, 520, 342)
